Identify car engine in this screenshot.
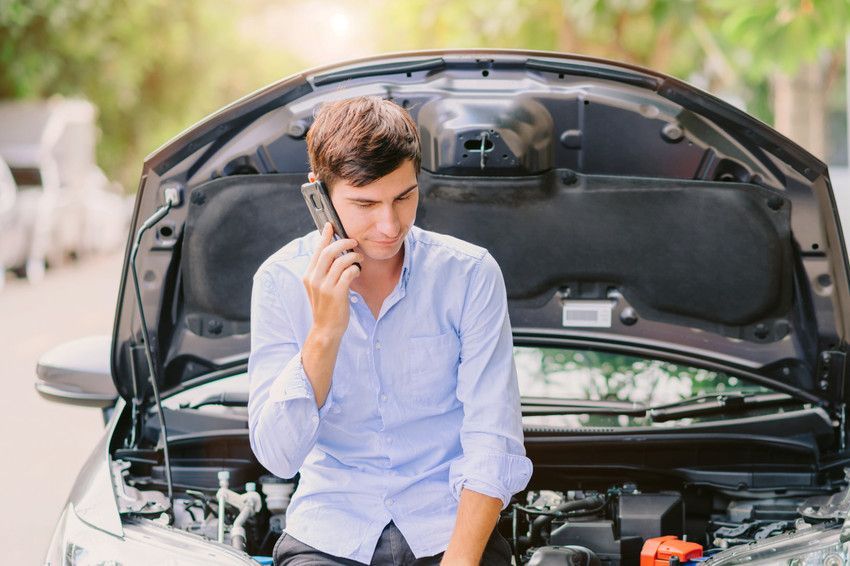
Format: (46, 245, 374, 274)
(506, 485, 842, 565)
(113, 452, 850, 565)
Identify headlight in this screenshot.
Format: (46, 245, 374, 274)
(44, 504, 257, 566)
(706, 523, 848, 565)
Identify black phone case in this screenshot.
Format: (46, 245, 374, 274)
(300, 180, 361, 270)
(301, 180, 350, 239)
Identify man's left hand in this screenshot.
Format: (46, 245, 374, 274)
(441, 488, 502, 565)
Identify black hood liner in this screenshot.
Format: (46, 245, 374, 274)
(180, 170, 792, 340)
(418, 171, 793, 338)
(181, 172, 314, 337)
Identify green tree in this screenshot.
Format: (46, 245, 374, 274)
(372, 0, 850, 152)
(0, 0, 304, 190)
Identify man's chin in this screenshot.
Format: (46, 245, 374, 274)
(363, 240, 404, 261)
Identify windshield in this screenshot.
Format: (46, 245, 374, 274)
(514, 346, 791, 428)
(164, 345, 795, 428)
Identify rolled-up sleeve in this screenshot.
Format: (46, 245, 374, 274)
(448, 253, 532, 509)
(247, 269, 335, 480)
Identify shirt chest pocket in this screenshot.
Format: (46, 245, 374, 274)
(404, 332, 461, 402)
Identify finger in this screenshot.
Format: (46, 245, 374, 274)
(337, 263, 361, 290)
(307, 223, 334, 271)
(315, 237, 359, 276)
(327, 252, 363, 286)
(322, 221, 334, 243)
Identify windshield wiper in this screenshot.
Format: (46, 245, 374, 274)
(187, 391, 249, 409)
(521, 396, 646, 416)
(521, 392, 806, 422)
(645, 392, 804, 422)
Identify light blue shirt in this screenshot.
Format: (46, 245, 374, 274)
(247, 225, 532, 561)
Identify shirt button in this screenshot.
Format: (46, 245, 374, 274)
(386, 498, 395, 506)
(350, 296, 359, 303)
(375, 341, 382, 350)
(311, 415, 319, 424)
(380, 394, 388, 402)
(386, 436, 393, 444)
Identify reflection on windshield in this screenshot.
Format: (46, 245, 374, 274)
(514, 346, 774, 429)
(164, 346, 781, 429)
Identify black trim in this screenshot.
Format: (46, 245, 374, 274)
(313, 57, 446, 86)
(658, 79, 827, 181)
(525, 58, 660, 89)
(148, 82, 314, 177)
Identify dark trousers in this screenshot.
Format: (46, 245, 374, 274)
(273, 521, 512, 565)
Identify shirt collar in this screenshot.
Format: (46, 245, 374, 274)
(400, 226, 416, 289)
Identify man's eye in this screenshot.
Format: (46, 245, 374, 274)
(396, 195, 411, 202)
(356, 203, 374, 208)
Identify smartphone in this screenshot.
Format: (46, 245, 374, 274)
(301, 180, 362, 271)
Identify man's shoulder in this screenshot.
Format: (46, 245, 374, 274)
(254, 229, 318, 282)
(409, 226, 488, 265)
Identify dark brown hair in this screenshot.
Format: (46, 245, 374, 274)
(306, 96, 421, 189)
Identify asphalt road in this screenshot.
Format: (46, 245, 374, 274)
(0, 252, 123, 564)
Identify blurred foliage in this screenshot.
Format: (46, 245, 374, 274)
(1, 0, 848, 190)
(712, 0, 850, 77)
(0, 0, 304, 191)
(372, 0, 850, 125)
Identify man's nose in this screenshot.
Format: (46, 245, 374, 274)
(376, 205, 401, 237)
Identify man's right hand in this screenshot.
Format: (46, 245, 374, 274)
(299, 223, 362, 409)
(302, 222, 363, 339)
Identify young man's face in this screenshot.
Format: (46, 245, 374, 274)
(321, 159, 419, 264)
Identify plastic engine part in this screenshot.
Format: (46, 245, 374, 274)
(640, 536, 704, 566)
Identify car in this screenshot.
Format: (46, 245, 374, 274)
(0, 98, 129, 284)
(0, 154, 17, 290)
(37, 49, 850, 565)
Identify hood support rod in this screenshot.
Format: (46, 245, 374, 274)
(129, 190, 179, 515)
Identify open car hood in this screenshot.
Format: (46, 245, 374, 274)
(112, 49, 850, 412)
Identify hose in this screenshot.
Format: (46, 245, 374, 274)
(528, 495, 606, 545)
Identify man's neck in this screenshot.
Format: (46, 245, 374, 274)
(351, 248, 404, 294)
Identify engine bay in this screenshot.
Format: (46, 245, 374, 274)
(111, 445, 850, 565)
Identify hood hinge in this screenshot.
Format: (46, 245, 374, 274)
(817, 350, 846, 402)
(126, 343, 150, 448)
(818, 349, 848, 451)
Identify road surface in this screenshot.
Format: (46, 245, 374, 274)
(0, 252, 123, 564)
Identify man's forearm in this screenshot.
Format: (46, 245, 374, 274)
(442, 487, 503, 565)
(301, 327, 342, 408)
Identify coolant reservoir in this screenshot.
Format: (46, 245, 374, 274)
(259, 475, 295, 514)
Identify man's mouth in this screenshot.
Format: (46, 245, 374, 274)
(372, 236, 401, 246)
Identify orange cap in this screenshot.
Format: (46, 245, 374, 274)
(640, 536, 703, 566)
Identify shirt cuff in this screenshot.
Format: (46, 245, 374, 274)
(449, 451, 533, 509)
(267, 351, 335, 419)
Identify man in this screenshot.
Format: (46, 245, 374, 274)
(248, 96, 531, 565)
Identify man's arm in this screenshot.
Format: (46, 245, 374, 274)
(247, 224, 362, 478)
(299, 223, 362, 407)
(441, 488, 502, 565)
(445, 252, 533, 562)
(247, 269, 328, 479)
